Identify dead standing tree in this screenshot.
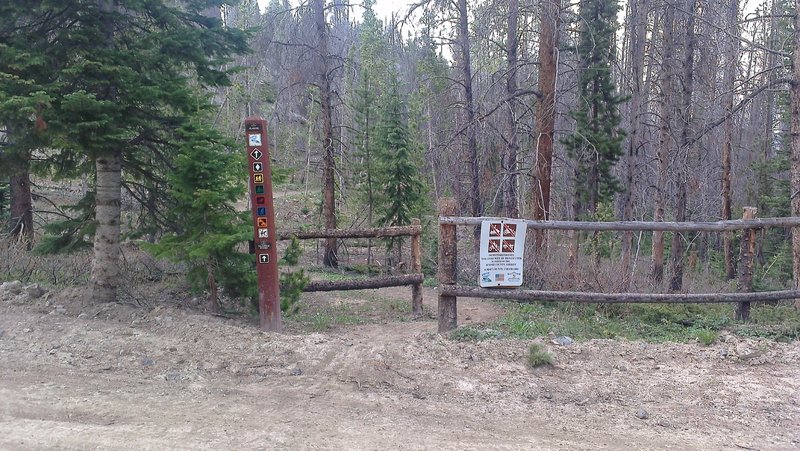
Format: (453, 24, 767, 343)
(791, 0, 800, 309)
(532, 0, 560, 253)
(312, 0, 338, 267)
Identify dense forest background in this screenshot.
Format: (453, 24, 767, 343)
(3, 0, 800, 307)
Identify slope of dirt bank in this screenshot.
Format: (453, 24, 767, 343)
(1, 285, 798, 450)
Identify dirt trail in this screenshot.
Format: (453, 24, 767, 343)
(1, 285, 799, 450)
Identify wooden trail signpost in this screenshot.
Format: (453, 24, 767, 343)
(245, 117, 281, 331)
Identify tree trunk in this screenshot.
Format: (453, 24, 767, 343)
(90, 150, 122, 303)
(668, 0, 697, 293)
(313, 0, 338, 267)
(653, 2, 675, 284)
(457, 0, 482, 236)
(8, 153, 34, 249)
(721, 0, 739, 280)
(620, 0, 647, 288)
(503, 0, 520, 218)
(90, 0, 122, 303)
(532, 0, 559, 251)
(790, 0, 800, 309)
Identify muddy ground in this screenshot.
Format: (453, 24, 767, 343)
(1, 282, 798, 450)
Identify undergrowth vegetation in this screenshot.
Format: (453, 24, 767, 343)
(452, 301, 800, 344)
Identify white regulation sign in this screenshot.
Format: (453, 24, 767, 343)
(479, 219, 527, 287)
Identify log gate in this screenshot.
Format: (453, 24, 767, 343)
(278, 219, 424, 315)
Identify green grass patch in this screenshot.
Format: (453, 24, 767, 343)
(489, 301, 800, 344)
(285, 291, 420, 332)
(527, 343, 554, 368)
(450, 326, 504, 341)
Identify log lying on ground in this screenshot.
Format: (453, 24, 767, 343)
(302, 273, 424, 292)
(439, 285, 800, 304)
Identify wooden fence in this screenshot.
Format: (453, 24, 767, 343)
(278, 219, 424, 315)
(437, 198, 800, 333)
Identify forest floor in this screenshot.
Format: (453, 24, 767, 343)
(1, 280, 799, 450)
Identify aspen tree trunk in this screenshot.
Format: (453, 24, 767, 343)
(313, 0, 338, 267)
(532, 0, 559, 251)
(653, 2, 675, 284)
(503, 0, 520, 218)
(721, 0, 739, 280)
(790, 0, 800, 309)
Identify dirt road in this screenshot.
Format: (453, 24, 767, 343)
(1, 285, 798, 450)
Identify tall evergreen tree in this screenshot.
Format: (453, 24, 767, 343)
(563, 0, 626, 218)
(0, 6, 60, 247)
(1, 1, 248, 303)
(375, 70, 424, 261)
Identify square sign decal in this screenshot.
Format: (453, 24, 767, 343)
(257, 207, 267, 216)
(258, 228, 269, 238)
(248, 134, 262, 146)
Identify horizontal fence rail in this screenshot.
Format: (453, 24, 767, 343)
(305, 274, 424, 292)
(438, 216, 800, 232)
(439, 286, 800, 304)
(278, 224, 422, 241)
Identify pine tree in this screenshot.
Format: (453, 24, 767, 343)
(0, 1, 248, 303)
(375, 70, 424, 263)
(562, 0, 626, 218)
(143, 114, 253, 311)
(0, 6, 59, 246)
(351, 0, 388, 269)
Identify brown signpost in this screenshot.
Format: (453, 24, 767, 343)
(245, 117, 281, 331)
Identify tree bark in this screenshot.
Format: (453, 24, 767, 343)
(532, 0, 559, 251)
(790, 0, 800, 309)
(89, 0, 122, 304)
(621, 0, 647, 288)
(721, 0, 739, 281)
(457, 0, 482, 236)
(503, 0, 520, 218)
(90, 150, 122, 303)
(313, 0, 338, 267)
(653, 2, 675, 284)
(668, 0, 697, 293)
(8, 154, 34, 249)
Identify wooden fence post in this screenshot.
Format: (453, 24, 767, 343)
(411, 218, 423, 316)
(736, 207, 757, 321)
(438, 198, 458, 333)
